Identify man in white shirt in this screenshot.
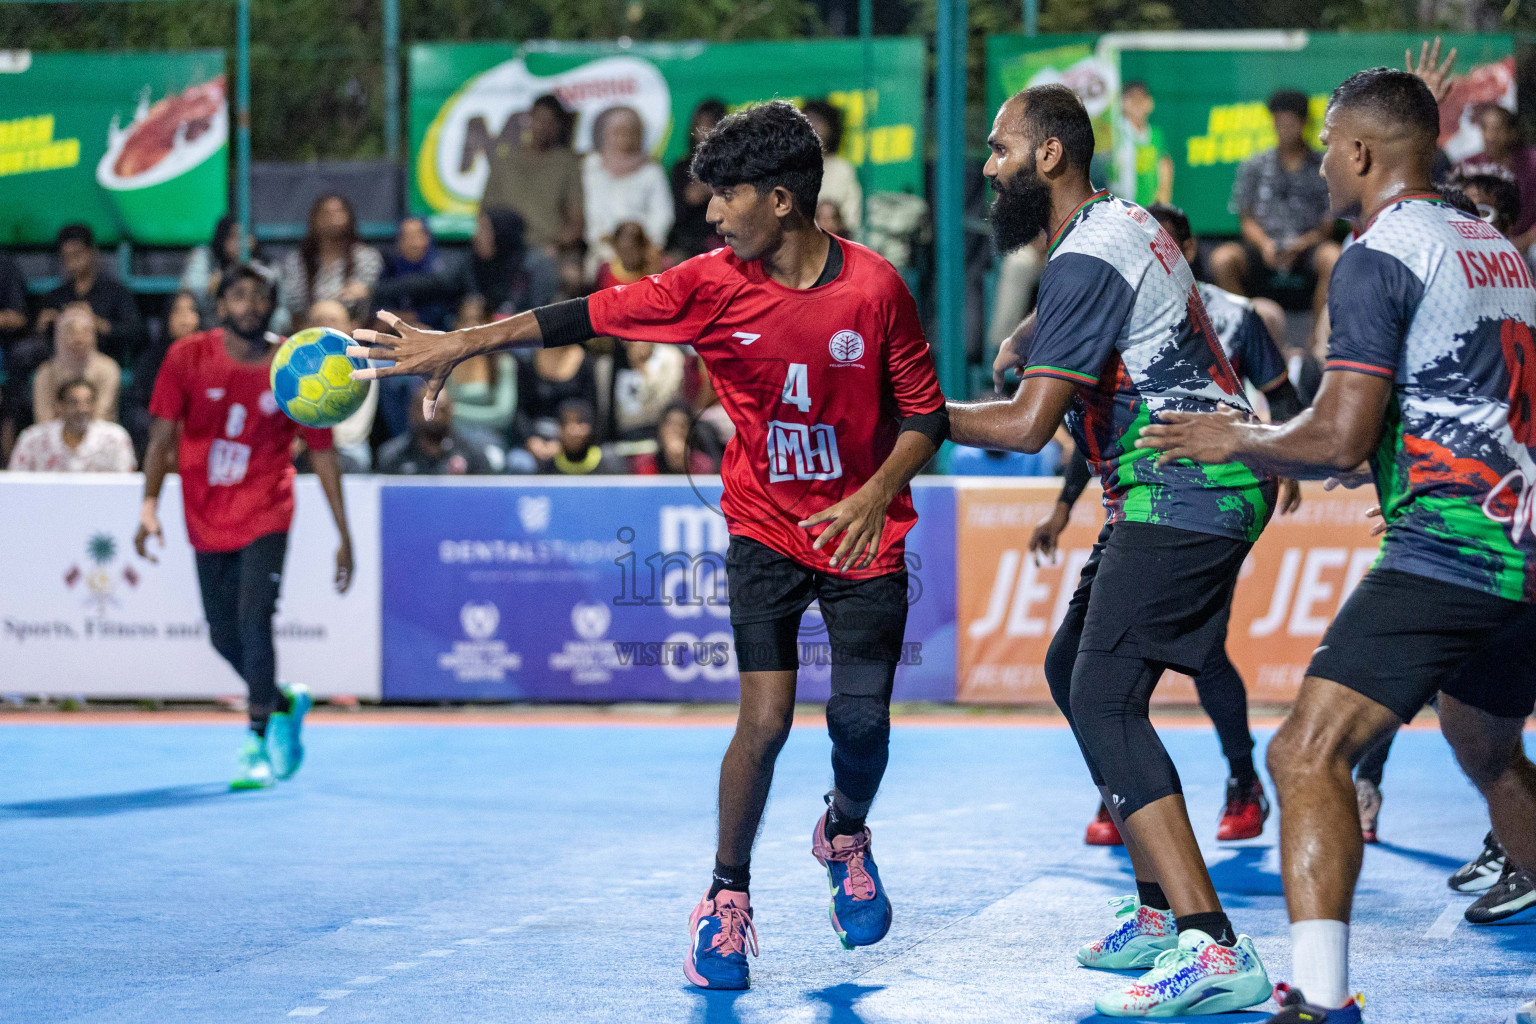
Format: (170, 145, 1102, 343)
(8, 377, 135, 472)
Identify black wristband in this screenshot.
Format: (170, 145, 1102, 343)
(899, 406, 950, 447)
(533, 298, 595, 348)
(1059, 448, 1091, 508)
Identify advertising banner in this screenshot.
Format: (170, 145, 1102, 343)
(986, 32, 1514, 234)
(0, 475, 381, 699)
(379, 478, 953, 702)
(956, 479, 1381, 704)
(0, 50, 228, 246)
(409, 39, 925, 237)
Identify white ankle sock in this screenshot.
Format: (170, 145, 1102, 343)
(1290, 919, 1350, 1009)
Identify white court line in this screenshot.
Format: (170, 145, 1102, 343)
(344, 976, 384, 986)
(315, 990, 352, 1000)
(287, 1009, 327, 1017)
(1424, 902, 1462, 939)
(420, 949, 455, 957)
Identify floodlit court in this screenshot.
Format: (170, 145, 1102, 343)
(3, 712, 1531, 1024)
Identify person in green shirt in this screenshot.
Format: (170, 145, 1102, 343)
(1114, 81, 1173, 207)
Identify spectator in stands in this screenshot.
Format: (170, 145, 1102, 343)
(372, 209, 558, 323)
(34, 304, 120, 425)
(667, 98, 727, 260)
(480, 93, 584, 256)
(537, 399, 624, 475)
(278, 193, 383, 326)
(305, 300, 377, 472)
(0, 247, 30, 460)
(1210, 90, 1341, 324)
(1460, 103, 1536, 255)
(1114, 80, 1173, 207)
(582, 105, 674, 270)
(121, 290, 202, 458)
(180, 215, 257, 320)
(612, 339, 685, 441)
(8, 377, 134, 472)
(595, 221, 663, 290)
(631, 403, 716, 475)
(803, 99, 862, 235)
(445, 296, 534, 473)
(1455, 164, 1523, 236)
(37, 224, 145, 366)
(376, 382, 502, 475)
(515, 336, 599, 454)
(380, 217, 451, 330)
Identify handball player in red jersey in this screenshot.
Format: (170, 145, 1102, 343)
(349, 101, 947, 989)
(136, 265, 354, 790)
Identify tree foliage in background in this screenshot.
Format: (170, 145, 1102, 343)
(0, 0, 820, 160)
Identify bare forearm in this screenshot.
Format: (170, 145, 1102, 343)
(1240, 217, 1272, 250)
(141, 423, 175, 502)
(310, 448, 352, 542)
(458, 308, 545, 358)
(866, 432, 937, 504)
(948, 397, 1054, 454)
(1230, 408, 1372, 478)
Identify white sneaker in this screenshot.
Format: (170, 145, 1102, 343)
(231, 736, 275, 790)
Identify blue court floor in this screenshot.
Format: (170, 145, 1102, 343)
(1, 718, 1532, 1023)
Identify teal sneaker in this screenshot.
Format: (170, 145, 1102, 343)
(1094, 929, 1271, 1017)
(1077, 895, 1178, 970)
(267, 683, 312, 780)
(231, 736, 276, 790)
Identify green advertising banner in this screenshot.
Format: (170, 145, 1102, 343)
(987, 32, 1514, 234)
(0, 51, 228, 247)
(410, 39, 926, 237)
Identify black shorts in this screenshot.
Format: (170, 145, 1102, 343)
(725, 536, 909, 673)
(1241, 240, 1319, 297)
(1068, 520, 1251, 674)
(1307, 568, 1536, 721)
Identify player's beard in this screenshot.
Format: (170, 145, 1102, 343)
(991, 160, 1052, 253)
(223, 306, 273, 345)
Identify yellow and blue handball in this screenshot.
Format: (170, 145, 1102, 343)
(269, 326, 370, 428)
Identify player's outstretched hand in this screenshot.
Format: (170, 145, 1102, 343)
(335, 536, 354, 594)
(134, 501, 163, 563)
(1134, 405, 1246, 466)
(1028, 502, 1070, 565)
(1407, 37, 1458, 103)
(1277, 477, 1303, 515)
(800, 485, 891, 571)
(1323, 468, 1373, 490)
(1365, 504, 1388, 537)
(347, 310, 464, 419)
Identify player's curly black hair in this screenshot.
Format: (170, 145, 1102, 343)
(691, 100, 823, 218)
(1329, 67, 1439, 141)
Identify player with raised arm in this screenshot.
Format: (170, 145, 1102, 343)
(947, 84, 1277, 1017)
(348, 101, 947, 990)
(1138, 68, 1536, 1023)
(1016, 202, 1305, 849)
(136, 265, 354, 790)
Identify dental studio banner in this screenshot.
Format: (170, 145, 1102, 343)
(408, 38, 926, 237)
(986, 32, 1514, 234)
(0, 50, 228, 245)
(378, 479, 955, 702)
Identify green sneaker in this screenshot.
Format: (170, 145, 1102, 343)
(231, 735, 276, 790)
(1077, 895, 1178, 969)
(267, 683, 312, 780)
(1094, 930, 1271, 1017)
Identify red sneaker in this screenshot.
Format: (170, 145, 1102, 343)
(1216, 777, 1270, 841)
(1085, 803, 1124, 846)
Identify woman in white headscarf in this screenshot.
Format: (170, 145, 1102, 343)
(581, 105, 674, 268)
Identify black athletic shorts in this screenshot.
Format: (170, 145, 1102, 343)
(725, 535, 909, 673)
(1307, 568, 1536, 721)
(1068, 520, 1251, 674)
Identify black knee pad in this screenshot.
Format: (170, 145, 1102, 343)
(826, 662, 894, 804)
(1068, 648, 1182, 817)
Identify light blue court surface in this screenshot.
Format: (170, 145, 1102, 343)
(2, 721, 1532, 1024)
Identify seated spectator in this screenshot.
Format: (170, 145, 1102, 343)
(37, 223, 146, 365)
(803, 100, 862, 235)
(180, 214, 258, 320)
(446, 297, 531, 469)
(122, 290, 203, 456)
(582, 105, 674, 270)
(516, 340, 598, 449)
(537, 399, 624, 475)
(1209, 90, 1340, 323)
(376, 383, 504, 475)
(1460, 103, 1536, 255)
(34, 304, 120, 425)
(595, 221, 663, 290)
(631, 404, 717, 475)
(667, 98, 726, 260)
(612, 339, 684, 440)
(380, 217, 452, 329)
(1454, 165, 1522, 236)
(9, 377, 135, 472)
(479, 93, 584, 256)
(372, 209, 558, 321)
(278, 193, 383, 326)
(0, 246, 31, 460)
(816, 200, 848, 238)
(305, 300, 377, 472)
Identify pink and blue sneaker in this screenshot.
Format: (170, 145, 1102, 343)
(811, 811, 892, 949)
(1265, 984, 1364, 1022)
(1094, 929, 1272, 1017)
(684, 889, 757, 989)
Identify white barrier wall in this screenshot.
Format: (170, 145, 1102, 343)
(0, 474, 381, 699)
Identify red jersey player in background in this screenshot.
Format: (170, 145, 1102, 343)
(349, 101, 947, 990)
(135, 266, 354, 790)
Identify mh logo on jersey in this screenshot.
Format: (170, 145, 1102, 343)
(829, 330, 865, 365)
